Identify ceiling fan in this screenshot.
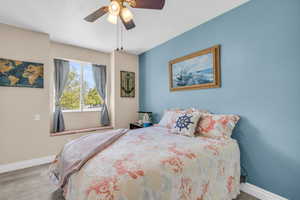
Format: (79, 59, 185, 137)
(84, 0, 165, 30)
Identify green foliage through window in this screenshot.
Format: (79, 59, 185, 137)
(59, 61, 103, 111)
(84, 88, 102, 107)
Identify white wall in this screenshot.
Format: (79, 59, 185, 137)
(49, 42, 111, 130)
(0, 23, 138, 165)
(111, 51, 139, 128)
(0, 24, 88, 164)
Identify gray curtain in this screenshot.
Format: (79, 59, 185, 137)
(92, 64, 110, 126)
(53, 59, 70, 133)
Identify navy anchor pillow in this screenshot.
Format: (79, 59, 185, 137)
(173, 112, 202, 137)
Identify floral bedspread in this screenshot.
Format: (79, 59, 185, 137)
(63, 127, 240, 200)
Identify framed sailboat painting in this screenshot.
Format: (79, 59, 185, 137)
(169, 45, 221, 91)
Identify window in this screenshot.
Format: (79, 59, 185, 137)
(60, 61, 103, 112)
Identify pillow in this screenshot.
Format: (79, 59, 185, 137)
(158, 109, 185, 129)
(186, 108, 209, 115)
(173, 112, 202, 137)
(158, 108, 208, 129)
(197, 114, 240, 139)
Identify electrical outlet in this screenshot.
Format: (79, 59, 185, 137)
(240, 175, 247, 183)
(34, 114, 41, 121)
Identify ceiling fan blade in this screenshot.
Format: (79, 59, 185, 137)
(120, 15, 136, 30)
(132, 0, 165, 9)
(84, 6, 108, 22)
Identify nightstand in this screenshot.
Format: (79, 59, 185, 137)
(129, 123, 144, 130)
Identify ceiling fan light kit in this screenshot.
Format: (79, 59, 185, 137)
(107, 13, 118, 24)
(84, 0, 165, 30)
(120, 7, 133, 23)
(108, 0, 121, 15)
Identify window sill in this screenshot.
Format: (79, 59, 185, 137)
(50, 126, 113, 137)
(62, 109, 101, 113)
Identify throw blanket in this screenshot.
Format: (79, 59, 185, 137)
(49, 129, 128, 188)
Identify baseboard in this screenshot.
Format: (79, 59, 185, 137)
(240, 183, 288, 200)
(0, 155, 55, 174)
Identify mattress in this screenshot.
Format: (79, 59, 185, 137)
(63, 126, 240, 200)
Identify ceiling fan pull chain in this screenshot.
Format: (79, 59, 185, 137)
(121, 22, 124, 51)
(116, 18, 120, 51)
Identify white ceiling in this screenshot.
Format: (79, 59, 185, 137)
(0, 0, 249, 54)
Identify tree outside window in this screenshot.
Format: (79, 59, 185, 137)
(59, 61, 103, 112)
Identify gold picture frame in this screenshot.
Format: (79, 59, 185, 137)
(169, 45, 221, 91)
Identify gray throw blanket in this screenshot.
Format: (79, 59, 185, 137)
(49, 129, 128, 188)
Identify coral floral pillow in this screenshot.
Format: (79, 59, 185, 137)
(197, 114, 240, 139)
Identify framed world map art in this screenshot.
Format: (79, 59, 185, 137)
(0, 58, 44, 88)
(120, 71, 135, 97)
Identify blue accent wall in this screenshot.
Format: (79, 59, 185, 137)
(139, 0, 300, 199)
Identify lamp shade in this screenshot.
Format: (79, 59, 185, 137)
(107, 14, 117, 24)
(108, 0, 121, 16)
(121, 7, 133, 23)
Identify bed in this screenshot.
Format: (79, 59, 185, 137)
(50, 126, 240, 200)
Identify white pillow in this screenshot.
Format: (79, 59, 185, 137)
(173, 112, 202, 137)
(158, 108, 209, 129)
(158, 109, 184, 129)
